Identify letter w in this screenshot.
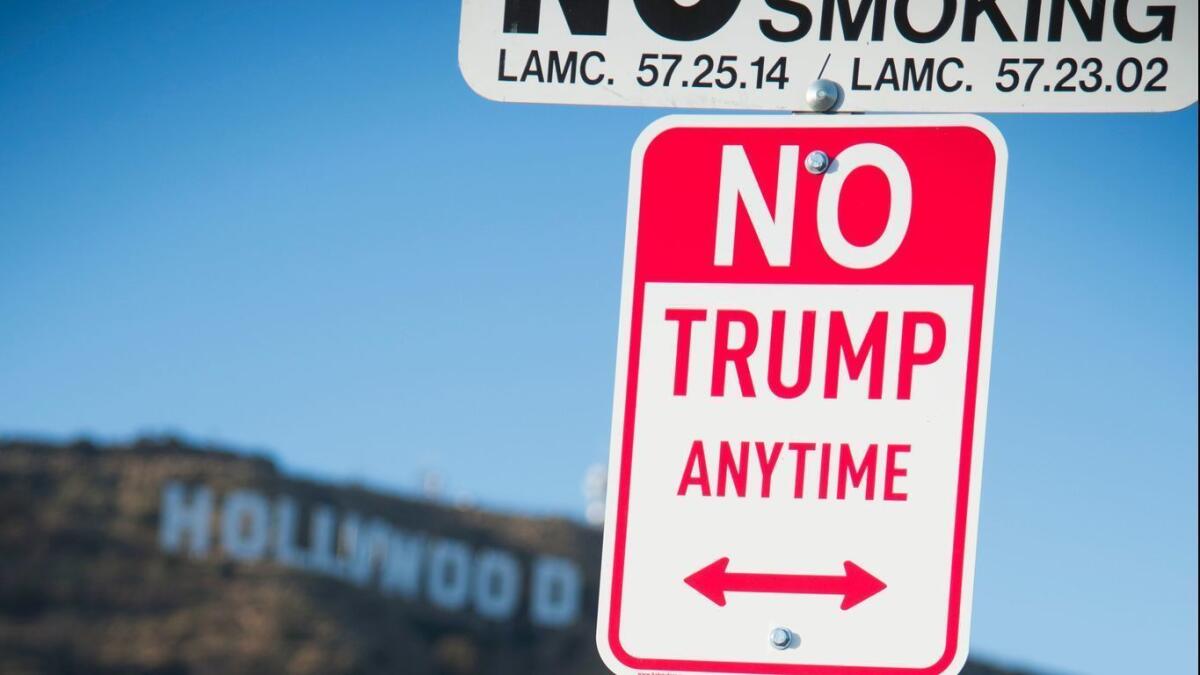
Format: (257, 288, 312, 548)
(714, 145, 798, 267)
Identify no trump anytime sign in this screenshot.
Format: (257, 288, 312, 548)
(597, 116, 1007, 674)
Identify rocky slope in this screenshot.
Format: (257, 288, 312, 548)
(0, 438, 1035, 675)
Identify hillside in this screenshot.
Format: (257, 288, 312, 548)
(0, 438, 1036, 675)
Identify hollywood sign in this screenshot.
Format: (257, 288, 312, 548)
(158, 481, 583, 628)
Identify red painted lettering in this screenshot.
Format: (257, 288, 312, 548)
(717, 441, 750, 497)
(712, 310, 758, 397)
(885, 444, 910, 501)
(837, 443, 878, 500)
(767, 309, 816, 398)
(897, 311, 946, 400)
(824, 311, 888, 400)
(754, 441, 783, 498)
(665, 308, 708, 396)
(677, 440, 711, 496)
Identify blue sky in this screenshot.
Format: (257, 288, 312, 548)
(0, 3, 1195, 674)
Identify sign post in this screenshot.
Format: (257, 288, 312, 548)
(596, 115, 1007, 674)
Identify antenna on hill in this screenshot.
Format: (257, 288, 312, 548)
(582, 463, 607, 527)
(420, 469, 444, 502)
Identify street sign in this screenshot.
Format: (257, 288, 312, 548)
(596, 115, 1006, 674)
(458, 0, 1197, 112)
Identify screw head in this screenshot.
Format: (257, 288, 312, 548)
(769, 627, 794, 650)
(805, 150, 830, 175)
(805, 79, 841, 113)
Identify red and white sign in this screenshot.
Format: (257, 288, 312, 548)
(596, 116, 1007, 675)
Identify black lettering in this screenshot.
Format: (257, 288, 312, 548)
(877, 58, 899, 89)
(902, 58, 934, 90)
(548, 51, 578, 83)
(581, 51, 606, 84)
(819, 0, 887, 41)
(894, 0, 956, 43)
(521, 51, 545, 82)
(633, 0, 741, 41)
(502, 0, 610, 35)
(1048, 0, 1106, 41)
(962, 0, 1017, 41)
(498, 49, 518, 82)
(937, 57, 964, 91)
(1024, 0, 1043, 41)
(760, 0, 813, 42)
(1113, 0, 1174, 42)
(851, 57, 872, 90)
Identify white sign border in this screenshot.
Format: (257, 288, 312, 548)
(596, 113, 1008, 675)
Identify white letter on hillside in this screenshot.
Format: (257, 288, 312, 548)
(530, 556, 581, 628)
(159, 481, 212, 558)
(221, 489, 269, 561)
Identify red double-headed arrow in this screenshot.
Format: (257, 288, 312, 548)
(685, 557, 886, 610)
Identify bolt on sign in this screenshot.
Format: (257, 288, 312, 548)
(596, 116, 1007, 674)
(458, 0, 1197, 112)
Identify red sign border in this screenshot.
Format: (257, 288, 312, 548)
(596, 115, 1008, 675)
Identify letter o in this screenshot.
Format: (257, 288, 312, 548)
(472, 549, 521, 620)
(220, 489, 270, 561)
(816, 143, 912, 269)
(426, 539, 472, 611)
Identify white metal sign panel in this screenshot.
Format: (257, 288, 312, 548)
(596, 115, 1006, 674)
(459, 0, 1197, 112)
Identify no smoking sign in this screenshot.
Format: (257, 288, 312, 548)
(597, 116, 1007, 674)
